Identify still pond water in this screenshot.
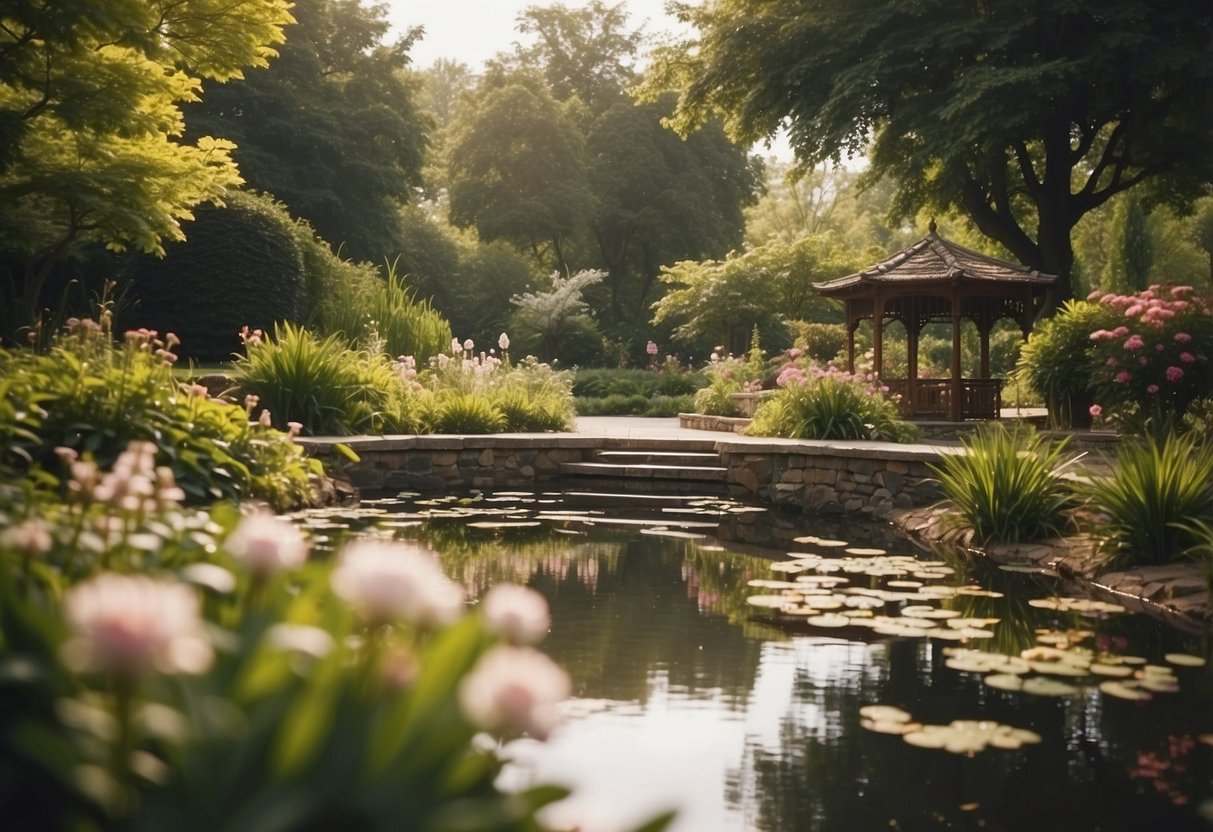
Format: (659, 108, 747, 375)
(301, 490, 1212, 832)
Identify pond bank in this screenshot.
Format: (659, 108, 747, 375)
(298, 417, 1209, 633)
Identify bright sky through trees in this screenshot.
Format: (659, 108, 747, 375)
(385, 0, 683, 70)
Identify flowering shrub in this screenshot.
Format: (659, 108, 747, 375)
(412, 339, 575, 433)
(745, 364, 918, 443)
(1086, 285, 1213, 432)
(0, 318, 318, 509)
(693, 345, 767, 416)
(0, 451, 662, 831)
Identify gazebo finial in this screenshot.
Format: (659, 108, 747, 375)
(928, 217, 937, 234)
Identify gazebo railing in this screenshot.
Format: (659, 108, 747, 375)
(883, 378, 1003, 421)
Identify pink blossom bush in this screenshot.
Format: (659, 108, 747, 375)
(1086, 285, 1213, 431)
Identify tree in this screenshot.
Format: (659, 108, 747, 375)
(652, 234, 852, 354)
(0, 0, 292, 322)
(643, 0, 1213, 306)
(447, 81, 593, 275)
(513, 1, 642, 111)
(184, 0, 430, 262)
(587, 96, 760, 324)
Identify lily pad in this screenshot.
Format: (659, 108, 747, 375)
(1164, 653, 1207, 668)
(1021, 677, 1079, 697)
(859, 705, 913, 723)
(1100, 681, 1151, 701)
(806, 614, 851, 628)
(985, 674, 1025, 692)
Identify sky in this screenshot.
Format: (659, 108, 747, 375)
(384, 0, 688, 71)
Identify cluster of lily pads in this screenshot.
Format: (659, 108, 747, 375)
(745, 534, 1209, 753)
(858, 705, 1042, 755)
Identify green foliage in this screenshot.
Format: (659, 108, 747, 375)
(233, 323, 418, 436)
(424, 393, 507, 434)
(1081, 432, 1213, 568)
(123, 191, 307, 361)
(574, 394, 696, 417)
(745, 372, 918, 443)
(929, 425, 1079, 544)
(653, 233, 849, 356)
(1015, 301, 1111, 427)
(183, 0, 430, 262)
(572, 367, 705, 399)
(642, 0, 1213, 302)
(447, 82, 593, 275)
(0, 0, 292, 320)
(1181, 397, 1213, 445)
(0, 321, 316, 509)
(794, 322, 848, 364)
(509, 270, 605, 363)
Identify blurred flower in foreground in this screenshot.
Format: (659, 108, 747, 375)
(62, 574, 212, 679)
(459, 645, 571, 740)
(482, 583, 550, 644)
(331, 540, 464, 627)
(225, 512, 308, 580)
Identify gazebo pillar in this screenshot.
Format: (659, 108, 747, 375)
(979, 322, 991, 378)
(907, 315, 920, 416)
(873, 292, 884, 380)
(950, 299, 963, 422)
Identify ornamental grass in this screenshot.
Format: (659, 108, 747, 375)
(929, 424, 1081, 544)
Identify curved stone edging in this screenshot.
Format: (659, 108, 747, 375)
(891, 505, 1210, 632)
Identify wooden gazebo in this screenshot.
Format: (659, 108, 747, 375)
(812, 222, 1056, 421)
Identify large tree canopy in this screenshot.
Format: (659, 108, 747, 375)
(184, 0, 430, 262)
(0, 0, 292, 315)
(644, 0, 1213, 304)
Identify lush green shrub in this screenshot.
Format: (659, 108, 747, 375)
(123, 191, 307, 362)
(424, 392, 507, 434)
(1085, 284, 1213, 434)
(0, 320, 318, 509)
(1015, 300, 1113, 428)
(1181, 397, 1213, 444)
(930, 424, 1079, 543)
(644, 395, 695, 417)
(694, 348, 766, 416)
(793, 321, 848, 364)
(233, 322, 418, 436)
(572, 367, 705, 400)
(745, 370, 918, 442)
(1081, 431, 1213, 568)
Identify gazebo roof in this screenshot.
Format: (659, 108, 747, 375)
(813, 225, 1056, 297)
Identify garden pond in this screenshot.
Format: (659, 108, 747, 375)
(297, 490, 1212, 832)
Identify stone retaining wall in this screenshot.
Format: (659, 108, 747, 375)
(301, 435, 606, 492)
(716, 439, 955, 517)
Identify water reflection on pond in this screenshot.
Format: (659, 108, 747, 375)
(299, 491, 1212, 832)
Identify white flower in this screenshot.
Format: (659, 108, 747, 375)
(463, 338, 475, 351)
(330, 540, 464, 627)
(259, 409, 272, 427)
(458, 646, 571, 740)
(62, 574, 213, 678)
(225, 512, 308, 579)
(498, 332, 510, 351)
(482, 584, 550, 644)
(451, 338, 462, 354)
(2, 518, 52, 556)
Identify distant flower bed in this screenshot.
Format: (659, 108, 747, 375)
(234, 326, 576, 435)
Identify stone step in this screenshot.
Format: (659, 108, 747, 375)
(558, 490, 727, 506)
(593, 450, 723, 467)
(560, 462, 727, 482)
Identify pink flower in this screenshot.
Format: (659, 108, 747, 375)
(646, 340, 658, 356)
(1180, 352, 1195, 364)
(458, 646, 571, 740)
(1105, 357, 1118, 367)
(1115, 371, 1131, 384)
(1088, 404, 1102, 419)
(1123, 334, 1145, 351)
(1174, 332, 1192, 343)
(331, 540, 464, 627)
(498, 332, 510, 351)
(1166, 366, 1184, 383)
(1147, 384, 1160, 394)
(225, 512, 308, 579)
(482, 584, 550, 645)
(1113, 326, 1130, 337)
(62, 574, 213, 678)
(2, 518, 53, 556)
